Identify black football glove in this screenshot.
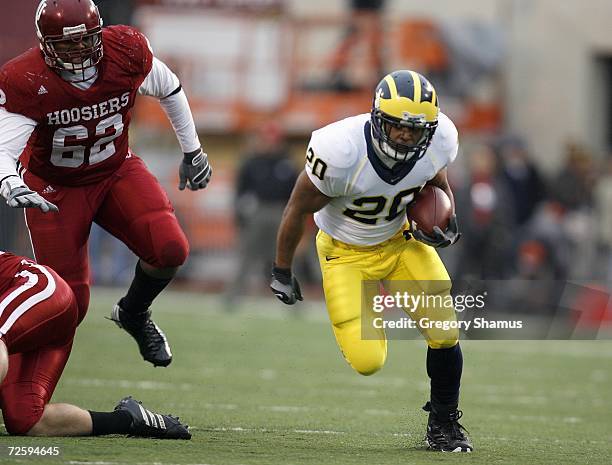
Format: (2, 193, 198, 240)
(411, 214, 461, 248)
(270, 265, 303, 305)
(1, 183, 58, 213)
(178, 148, 212, 191)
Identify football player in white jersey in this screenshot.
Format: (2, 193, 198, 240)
(270, 70, 472, 452)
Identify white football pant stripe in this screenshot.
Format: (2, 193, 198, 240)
(0, 264, 56, 336)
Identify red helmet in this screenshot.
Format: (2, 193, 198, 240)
(35, 0, 103, 80)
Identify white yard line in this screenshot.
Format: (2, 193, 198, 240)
(205, 426, 347, 435)
(68, 462, 120, 465)
(259, 405, 311, 412)
(68, 462, 228, 465)
(64, 378, 195, 391)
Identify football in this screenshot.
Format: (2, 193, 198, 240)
(406, 185, 452, 235)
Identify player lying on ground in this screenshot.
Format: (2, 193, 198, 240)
(0, 0, 212, 368)
(0, 250, 190, 438)
(271, 70, 472, 452)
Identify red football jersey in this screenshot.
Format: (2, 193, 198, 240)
(0, 25, 153, 186)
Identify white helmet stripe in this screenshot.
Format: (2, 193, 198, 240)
(35, 1, 48, 38)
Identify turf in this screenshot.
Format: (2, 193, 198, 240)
(0, 288, 611, 464)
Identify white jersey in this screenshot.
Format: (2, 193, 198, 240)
(305, 112, 458, 246)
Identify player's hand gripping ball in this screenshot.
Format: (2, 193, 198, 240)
(406, 185, 460, 248)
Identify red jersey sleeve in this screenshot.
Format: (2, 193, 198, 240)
(0, 51, 46, 122)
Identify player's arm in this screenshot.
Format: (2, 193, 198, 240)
(138, 56, 211, 191)
(427, 167, 455, 212)
(414, 167, 460, 248)
(271, 171, 331, 304)
(276, 171, 331, 268)
(0, 109, 58, 213)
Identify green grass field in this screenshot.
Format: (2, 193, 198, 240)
(1, 288, 611, 465)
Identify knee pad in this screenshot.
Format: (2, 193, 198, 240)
(350, 352, 386, 376)
(1, 385, 45, 435)
(343, 340, 387, 376)
(334, 320, 387, 376)
(157, 237, 189, 268)
(146, 214, 189, 268)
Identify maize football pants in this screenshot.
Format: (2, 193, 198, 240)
(316, 228, 458, 376)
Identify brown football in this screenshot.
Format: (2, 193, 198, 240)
(406, 185, 452, 235)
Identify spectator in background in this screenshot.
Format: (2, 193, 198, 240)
(550, 142, 595, 211)
(517, 201, 570, 281)
(225, 122, 298, 307)
(96, 0, 134, 26)
(549, 142, 597, 279)
(327, 0, 387, 91)
(503, 237, 567, 315)
(498, 135, 545, 228)
(593, 157, 612, 279)
(453, 144, 515, 279)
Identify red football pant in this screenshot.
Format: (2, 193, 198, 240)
(0, 261, 78, 435)
(24, 154, 189, 323)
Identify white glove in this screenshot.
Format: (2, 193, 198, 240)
(1, 177, 58, 213)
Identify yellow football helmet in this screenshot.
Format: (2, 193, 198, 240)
(371, 70, 440, 162)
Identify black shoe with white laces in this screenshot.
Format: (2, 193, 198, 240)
(115, 396, 191, 440)
(423, 401, 473, 452)
(110, 304, 172, 367)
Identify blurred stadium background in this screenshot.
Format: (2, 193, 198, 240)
(2, 0, 612, 299)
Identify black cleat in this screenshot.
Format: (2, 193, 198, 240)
(423, 402, 473, 452)
(115, 396, 191, 440)
(110, 304, 172, 367)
